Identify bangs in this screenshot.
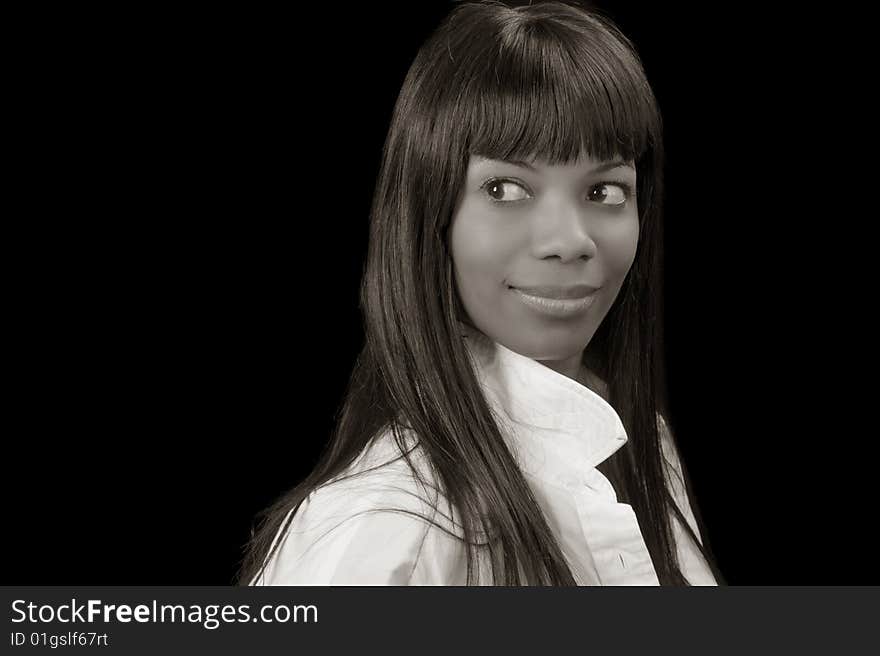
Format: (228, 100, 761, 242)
(451, 17, 659, 166)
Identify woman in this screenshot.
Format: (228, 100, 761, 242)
(239, 0, 725, 586)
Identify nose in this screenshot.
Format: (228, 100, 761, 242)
(530, 197, 598, 263)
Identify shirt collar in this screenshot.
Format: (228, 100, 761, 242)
(459, 322, 628, 488)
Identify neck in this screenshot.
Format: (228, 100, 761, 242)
(535, 352, 584, 382)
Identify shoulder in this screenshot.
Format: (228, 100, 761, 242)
(655, 412, 706, 543)
(656, 413, 689, 513)
(254, 427, 467, 586)
(656, 412, 683, 479)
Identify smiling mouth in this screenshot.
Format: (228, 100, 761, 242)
(508, 285, 599, 318)
(507, 283, 601, 300)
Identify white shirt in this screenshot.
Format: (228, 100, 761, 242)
(253, 325, 717, 586)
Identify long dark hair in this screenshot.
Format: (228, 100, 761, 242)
(238, 0, 725, 586)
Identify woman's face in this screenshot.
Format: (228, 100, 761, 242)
(449, 153, 640, 377)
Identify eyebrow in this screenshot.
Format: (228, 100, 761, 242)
(482, 158, 635, 174)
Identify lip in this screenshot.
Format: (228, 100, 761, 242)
(509, 284, 601, 299)
(509, 284, 600, 318)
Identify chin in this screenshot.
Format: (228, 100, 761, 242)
(501, 331, 591, 362)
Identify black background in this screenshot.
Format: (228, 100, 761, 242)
(6, 2, 872, 585)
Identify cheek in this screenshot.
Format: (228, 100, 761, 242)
(602, 216, 640, 277)
(449, 208, 515, 312)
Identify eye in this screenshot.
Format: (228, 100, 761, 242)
(481, 178, 531, 203)
(589, 182, 633, 206)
